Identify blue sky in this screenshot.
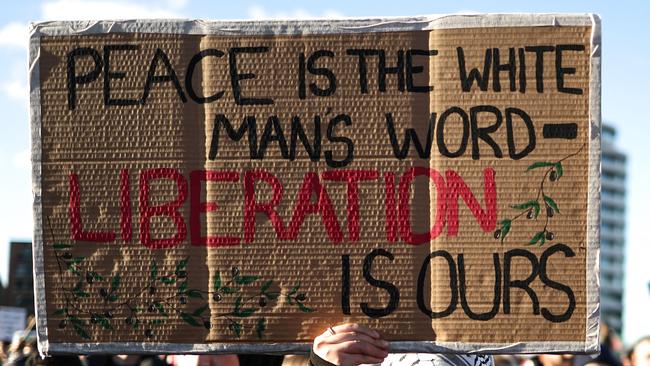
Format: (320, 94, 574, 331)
(0, 0, 648, 345)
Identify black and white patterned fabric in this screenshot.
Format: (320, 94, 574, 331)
(308, 348, 494, 366)
(382, 353, 494, 366)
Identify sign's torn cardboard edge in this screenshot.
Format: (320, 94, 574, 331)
(28, 13, 594, 37)
(585, 13, 602, 356)
(29, 13, 602, 356)
(29, 24, 48, 357)
(43, 340, 596, 356)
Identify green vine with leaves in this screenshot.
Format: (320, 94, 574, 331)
(47, 218, 312, 340)
(178, 266, 312, 338)
(494, 144, 585, 246)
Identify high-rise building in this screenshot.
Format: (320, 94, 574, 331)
(600, 124, 627, 335)
(0, 282, 5, 304)
(3, 241, 34, 314)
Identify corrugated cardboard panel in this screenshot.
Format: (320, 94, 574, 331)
(30, 14, 600, 355)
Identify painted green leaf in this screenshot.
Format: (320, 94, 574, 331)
(181, 312, 200, 327)
(529, 231, 546, 245)
(178, 282, 188, 294)
(234, 296, 242, 311)
(510, 200, 539, 211)
(213, 271, 221, 291)
(192, 304, 209, 317)
(111, 275, 120, 291)
(511, 200, 541, 218)
(97, 317, 113, 330)
(151, 319, 165, 326)
(297, 302, 313, 313)
(74, 289, 90, 298)
(188, 289, 203, 299)
(154, 302, 167, 316)
(235, 275, 259, 285)
(554, 162, 564, 179)
(151, 261, 158, 280)
(499, 219, 512, 242)
(73, 281, 83, 291)
(69, 316, 85, 327)
(107, 294, 118, 302)
(260, 280, 273, 293)
(54, 308, 66, 316)
(176, 257, 189, 271)
(72, 256, 85, 264)
(222, 286, 237, 294)
(526, 162, 555, 171)
(235, 308, 256, 317)
(232, 323, 242, 337)
(256, 318, 266, 339)
(67, 263, 81, 276)
(89, 271, 103, 281)
(53, 243, 72, 249)
(160, 276, 175, 284)
(73, 324, 90, 339)
(543, 194, 560, 214)
(286, 295, 294, 305)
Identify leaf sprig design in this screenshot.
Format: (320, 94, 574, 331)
(495, 144, 583, 246)
(47, 219, 314, 342)
(180, 267, 311, 339)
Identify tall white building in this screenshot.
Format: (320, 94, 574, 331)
(600, 124, 627, 335)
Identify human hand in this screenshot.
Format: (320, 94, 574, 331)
(312, 323, 389, 366)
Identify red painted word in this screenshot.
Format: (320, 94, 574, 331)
(69, 167, 496, 249)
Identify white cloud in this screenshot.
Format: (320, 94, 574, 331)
(0, 22, 30, 50)
(247, 5, 344, 20)
(41, 0, 187, 21)
(0, 59, 29, 104)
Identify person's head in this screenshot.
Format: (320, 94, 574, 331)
(574, 344, 621, 366)
(630, 337, 650, 366)
(23, 339, 37, 356)
(538, 354, 574, 366)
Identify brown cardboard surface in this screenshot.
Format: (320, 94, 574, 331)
(30, 15, 600, 355)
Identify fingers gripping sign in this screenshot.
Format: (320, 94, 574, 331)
(312, 323, 390, 366)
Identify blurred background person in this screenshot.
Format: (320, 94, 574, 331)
(629, 337, 650, 366)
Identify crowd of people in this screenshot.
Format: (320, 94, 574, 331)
(0, 322, 648, 366)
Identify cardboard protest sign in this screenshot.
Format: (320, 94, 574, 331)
(0, 306, 27, 341)
(30, 14, 601, 355)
